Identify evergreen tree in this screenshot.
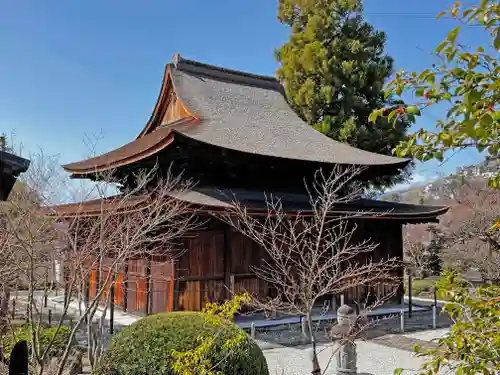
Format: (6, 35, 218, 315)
(276, 0, 412, 189)
(0, 133, 13, 153)
(0, 133, 7, 152)
(425, 225, 445, 276)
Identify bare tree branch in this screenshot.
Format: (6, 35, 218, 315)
(442, 176, 500, 283)
(0, 149, 200, 375)
(216, 165, 400, 375)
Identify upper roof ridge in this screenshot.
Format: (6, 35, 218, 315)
(171, 52, 284, 93)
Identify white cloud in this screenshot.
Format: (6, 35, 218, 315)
(387, 173, 439, 193)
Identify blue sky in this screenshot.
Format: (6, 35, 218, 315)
(0, 0, 489, 191)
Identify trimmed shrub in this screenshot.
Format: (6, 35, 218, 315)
(0, 324, 72, 359)
(98, 311, 269, 375)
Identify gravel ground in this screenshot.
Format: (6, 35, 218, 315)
(403, 328, 450, 342)
(262, 339, 450, 375)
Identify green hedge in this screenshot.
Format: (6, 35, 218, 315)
(1, 324, 72, 359)
(98, 311, 269, 375)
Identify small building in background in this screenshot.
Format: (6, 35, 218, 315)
(0, 150, 30, 201)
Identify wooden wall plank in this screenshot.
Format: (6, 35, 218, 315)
(126, 259, 148, 314)
(89, 270, 97, 299)
(178, 230, 224, 279)
(341, 220, 402, 306)
(150, 256, 175, 314)
(89, 218, 405, 314)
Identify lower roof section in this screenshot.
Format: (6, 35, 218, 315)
(47, 195, 146, 217)
(49, 186, 448, 224)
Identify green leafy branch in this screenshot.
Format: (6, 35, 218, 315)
(395, 270, 500, 375)
(370, 1, 500, 188)
(171, 294, 252, 375)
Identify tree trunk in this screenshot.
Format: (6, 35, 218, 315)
(0, 287, 10, 336)
(306, 312, 321, 375)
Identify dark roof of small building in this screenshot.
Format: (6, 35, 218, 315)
(49, 186, 449, 223)
(0, 150, 30, 175)
(0, 150, 30, 201)
(63, 53, 410, 175)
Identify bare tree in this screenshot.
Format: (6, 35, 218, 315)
(50, 166, 199, 375)
(403, 235, 427, 279)
(0, 150, 73, 374)
(218, 166, 400, 375)
(1, 148, 199, 374)
(0, 227, 13, 337)
(441, 176, 500, 283)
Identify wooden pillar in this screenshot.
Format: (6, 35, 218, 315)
(169, 260, 176, 312)
(408, 273, 413, 318)
(95, 260, 101, 303)
(223, 225, 232, 299)
(172, 259, 180, 311)
(63, 264, 70, 307)
(395, 223, 405, 304)
(84, 277, 90, 325)
(123, 259, 129, 313)
(146, 258, 152, 315)
(109, 273, 115, 334)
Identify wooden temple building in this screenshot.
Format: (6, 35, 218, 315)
(53, 54, 448, 314)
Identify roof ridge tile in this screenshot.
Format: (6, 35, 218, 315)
(171, 52, 284, 92)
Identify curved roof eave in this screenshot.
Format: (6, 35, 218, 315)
(171, 128, 411, 168)
(61, 117, 197, 176)
(62, 127, 174, 175)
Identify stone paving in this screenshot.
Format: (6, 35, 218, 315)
(370, 334, 440, 352)
(262, 338, 450, 375)
(257, 311, 452, 374)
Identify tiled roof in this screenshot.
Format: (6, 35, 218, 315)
(63, 53, 410, 175)
(169, 54, 409, 166)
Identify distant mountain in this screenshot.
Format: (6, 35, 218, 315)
(382, 156, 500, 205)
